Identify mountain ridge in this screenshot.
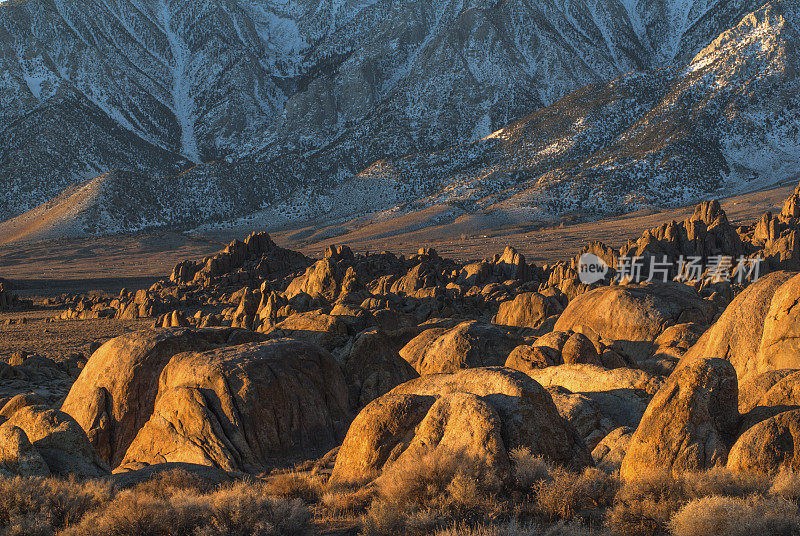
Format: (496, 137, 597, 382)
(0, 0, 794, 237)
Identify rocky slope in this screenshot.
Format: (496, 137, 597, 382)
(1, 0, 784, 233)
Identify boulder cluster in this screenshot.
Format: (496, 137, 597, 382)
(6, 188, 800, 484)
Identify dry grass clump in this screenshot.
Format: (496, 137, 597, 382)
(434, 520, 594, 536)
(321, 485, 376, 516)
(534, 467, 617, 522)
(262, 471, 324, 504)
(61, 481, 311, 536)
(3, 459, 799, 536)
(0, 476, 113, 535)
(359, 448, 506, 536)
(606, 467, 789, 536)
(679, 466, 770, 498)
(509, 448, 552, 491)
(770, 469, 800, 501)
(605, 471, 687, 536)
(668, 495, 800, 536)
(126, 468, 221, 499)
(376, 448, 502, 511)
(0, 471, 312, 536)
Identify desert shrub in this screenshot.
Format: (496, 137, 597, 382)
(535, 467, 617, 521)
(263, 471, 324, 504)
(360, 501, 408, 536)
(510, 448, 552, 492)
(61, 482, 312, 536)
(0, 476, 113, 535)
(433, 520, 594, 536)
(606, 471, 685, 536)
(59, 491, 205, 536)
(680, 467, 769, 499)
(376, 448, 501, 513)
(770, 469, 800, 502)
(194, 483, 311, 536)
(669, 495, 800, 536)
(358, 448, 507, 535)
(129, 469, 221, 499)
(320, 486, 375, 516)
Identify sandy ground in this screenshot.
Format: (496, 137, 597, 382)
(0, 309, 152, 363)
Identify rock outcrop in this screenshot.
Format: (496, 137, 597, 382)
(61, 328, 264, 467)
(621, 358, 739, 479)
(400, 321, 518, 375)
(339, 329, 420, 409)
(554, 283, 715, 362)
(0, 399, 108, 477)
(330, 368, 592, 484)
(493, 292, 562, 330)
(679, 272, 800, 383)
(119, 338, 351, 473)
(727, 410, 800, 475)
(592, 426, 635, 473)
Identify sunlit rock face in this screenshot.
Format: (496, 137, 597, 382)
(3, 0, 790, 233)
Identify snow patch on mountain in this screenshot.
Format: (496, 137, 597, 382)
(158, 0, 200, 163)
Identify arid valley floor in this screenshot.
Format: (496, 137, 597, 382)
(2, 183, 800, 536)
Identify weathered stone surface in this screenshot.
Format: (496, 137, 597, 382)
(340, 329, 420, 408)
(505, 345, 560, 374)
(555, 283, 715, 362)
(527, 364, 664, 396)
(401, 321, 518, 375)
(728, 410, 800, 475)
(547, 387, 614, 450)
(493, 292, 562, 330)
(738, 370, 799, 413)
(651, 323, 705, 360)
(561, 332, 602, 366)
(331, 367, 591, 484)
(0, 423, 50, 477)
(398, 320, 460, 368)
(261, 310, 349, 350)
(679, 272, 799, 383)
(61, 328, 265, 467)
(119, 339, 351, 473)
(592, 426, 634, 473)
(0, 393, 47, 420)
(2, 405, 108, 477)
(621, 358, 739, 480)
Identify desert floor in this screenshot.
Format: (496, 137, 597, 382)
(0, 182, 793, 363)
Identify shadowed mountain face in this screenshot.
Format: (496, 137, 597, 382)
(0, 0, 791, 234)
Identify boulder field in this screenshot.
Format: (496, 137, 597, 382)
(7, 192, 800, 482)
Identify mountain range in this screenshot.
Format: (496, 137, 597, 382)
(0, 0, 797, 238)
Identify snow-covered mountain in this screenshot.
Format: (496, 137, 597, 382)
(357, 0, 800, 219)
(0, 0, 793, 235)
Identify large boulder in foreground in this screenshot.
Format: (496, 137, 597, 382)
(0, 403, 108, 478)
(727, 410, 800, 475)
(554, 283, 715, 362)
(621, 358, 739, 480)
(400, 321, 518, 375)
(330, 368, 592, 485)
(61, 328, 264, 467)
(120, 338, 350, 473)
(678, 272, 800, 383)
